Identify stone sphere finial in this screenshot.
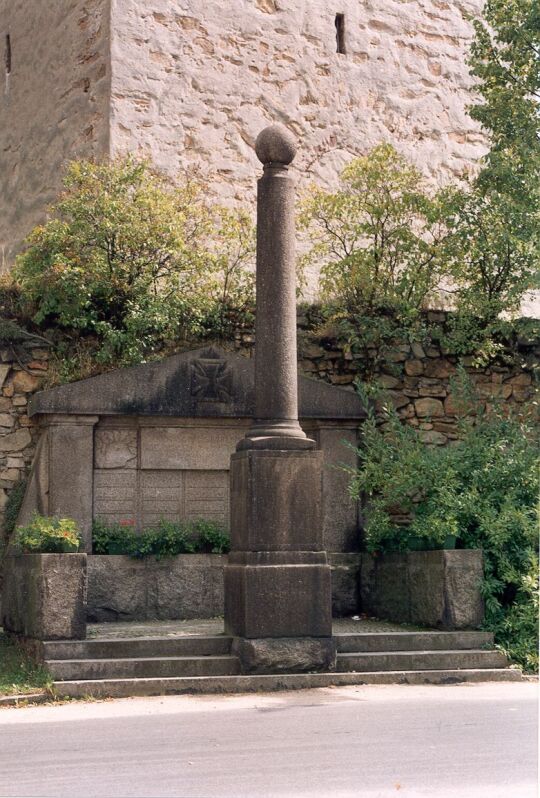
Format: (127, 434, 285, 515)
(255, 124, 297, 166)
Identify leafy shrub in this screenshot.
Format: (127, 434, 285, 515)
(191, 519, 231, 554)
(92, 518, 230, 559)
(348, 387, 539, 670)
(299, 144, 453, 319)
(91, 519, 138, 556)
(13, 158, 254, 374)
(15, 515, 81, 553)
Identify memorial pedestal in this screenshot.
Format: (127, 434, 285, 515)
(224, 449, 335, 673)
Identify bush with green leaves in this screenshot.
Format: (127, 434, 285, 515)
(92, 518, 230, 559)
(299, 144, 452, 321)
(15, 515, 81, 554)
(348, 387, 539, 671)
(13, 158, 254, 374)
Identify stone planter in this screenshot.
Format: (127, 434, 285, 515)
(87, 554, 225, 622)
(359, 549, 484, 630)
(2, 553, 87, 640)
(86, 553, 361, 623)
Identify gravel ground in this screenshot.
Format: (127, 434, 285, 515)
(87, 616, 428, 639)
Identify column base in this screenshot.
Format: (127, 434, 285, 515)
(232, 637, 336, 674)
(224, 552, 332, 638)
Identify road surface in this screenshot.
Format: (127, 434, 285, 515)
(0, 682, 537, 797)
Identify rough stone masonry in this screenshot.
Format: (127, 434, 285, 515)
(0, 0, 485, 275)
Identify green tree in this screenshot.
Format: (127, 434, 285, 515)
(300, 144, 452, 318)
(14, 158, 254, 370)
(446, 0, 540, 334)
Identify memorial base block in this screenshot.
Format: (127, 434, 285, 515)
(232, 637, 336, 674)
(224, 448, 334, 674)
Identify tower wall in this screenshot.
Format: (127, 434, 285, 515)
(0, 0, 110, 270)
(109, 0, 485, 195)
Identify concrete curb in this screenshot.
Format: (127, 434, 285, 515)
(0, 691, 49, 707)
(52, 667, 524, 699)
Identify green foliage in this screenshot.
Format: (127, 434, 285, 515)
(1, 479, 27, 546)
(468, 0, 540, 194)
(348, 385, 539, 670)
(443, 0, 540, 338)
(299, 144, 452, 321)
(13, 158, 254, 374)
(15, 515, 81, 553)
(0, 632, 51, 697)
(92, 518, 230, 559)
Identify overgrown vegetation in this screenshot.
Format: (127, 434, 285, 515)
(7, 158, 254, 381)
(0, 479, 27, 592)
(14, 515, 81, 554)
(348, 383, 539, 671)
(92, 518, 231, 559)
(0, 632, 51, 697)
(299, 1, 539, 363)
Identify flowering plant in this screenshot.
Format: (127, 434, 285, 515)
(15, 515, 81, 553)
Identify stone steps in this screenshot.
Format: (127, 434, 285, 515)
(48, 655, 241, 681)
(44, 629, 521, 697)
(336, 631, 494, 653)
(42, 635, 232, 660)
(337, 649, 508, 673)
(51, 668, 523, 699)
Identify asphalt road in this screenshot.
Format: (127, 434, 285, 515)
(0, 682, 537, 798)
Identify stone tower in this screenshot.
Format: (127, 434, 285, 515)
(0, 0, 485, 271)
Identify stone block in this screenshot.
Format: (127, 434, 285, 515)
(150, 555, 224, 620)
(405, 359, 424, 376)
(224, 553, 332, 638)
(12, 371, 41, 393)
(93, 469, 138, 525)
(360, 553, 410, 624)
(230, 449, 324, 552)
(0, 365, 10, 389)
(2, 554, 87, 640)
(414, 397, 444, 417)
(141, 426, 240, 470)
(47, 417, 98, 551)
(86, 554, 225, 622)
(329, 553, 361, 616)
(232, 637, 336, 674)
(316, 427, 359, 552)
(87, 556, 148, 622)
(94, 429, 137, 469)
(359, 550, 484, 630)
(0, 428, 31, 452)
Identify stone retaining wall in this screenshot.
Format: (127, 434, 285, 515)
(297, 312, 538, 447)
(0, 344, 49, 524)
(0, 320, 537, 534)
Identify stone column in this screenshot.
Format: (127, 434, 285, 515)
(225, 126, 334, 674)
(239, 125, 313, 450)
(45, 414, 99, 553)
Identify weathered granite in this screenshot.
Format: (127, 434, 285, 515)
(29, 346, 365, 421)
(225, 131, 333, 674)
(46, 415, 98, 552)
(2, 553, 87, 640)
(240, 125, 311, 450)
(359, 549, 484, 630)
(329, 553, 361, 617)
(87, 554, 225, 622)
(225, 550, 333, 638)
(232, 637, 336, 674)
(229, 449, 323, 551)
